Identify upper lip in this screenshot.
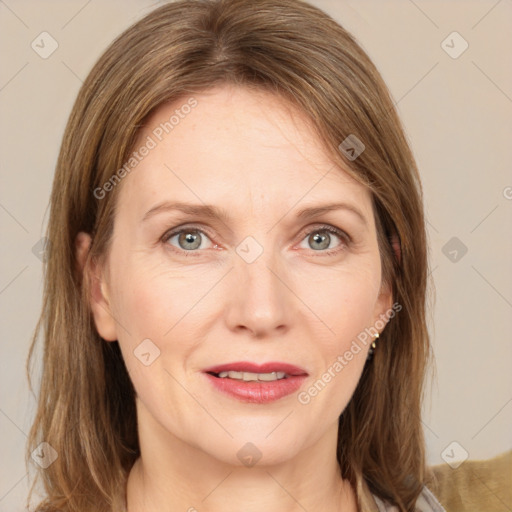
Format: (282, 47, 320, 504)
(203, 361, 308, 376)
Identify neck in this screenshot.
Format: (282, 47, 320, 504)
(126, 400, 357, 512)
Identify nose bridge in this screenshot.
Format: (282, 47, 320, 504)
(226, 238, 292, 335)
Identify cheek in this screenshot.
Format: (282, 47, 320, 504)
(110, 254, 208, 338)
(294, 262, 380, 408)
(108, 258, 221, 384)
(108, 267, 199, 418)
(298, 259, 381, 343)
(110, 269, 169, 342)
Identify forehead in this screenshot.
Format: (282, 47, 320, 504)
(117, 85, 371, 221)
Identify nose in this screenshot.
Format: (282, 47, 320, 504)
(224, 249, 293, 338)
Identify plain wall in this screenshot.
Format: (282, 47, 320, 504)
(1, 0, 511, 509)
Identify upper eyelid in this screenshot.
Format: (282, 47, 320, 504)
(162, 224, 215, 242)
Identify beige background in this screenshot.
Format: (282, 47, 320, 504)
(1, 0, 511, 509)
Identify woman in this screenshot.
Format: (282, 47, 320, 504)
(26, 0, 443, 510)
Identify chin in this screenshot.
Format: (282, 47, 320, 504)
(196, 423, 310, 468)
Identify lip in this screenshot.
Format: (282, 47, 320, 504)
(202, 361, 308, 404)
(203, 361, 308, 376)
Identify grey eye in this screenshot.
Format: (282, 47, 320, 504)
(177, 231, 202, 250)
(164, 229, 209, 251)
(308, 231, 332, 250)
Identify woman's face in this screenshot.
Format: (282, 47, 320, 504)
(88, 85, 392, 466)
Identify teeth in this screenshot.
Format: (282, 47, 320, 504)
(217, 371, 287, 382)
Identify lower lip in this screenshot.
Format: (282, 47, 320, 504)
(204, 373, 307, 403)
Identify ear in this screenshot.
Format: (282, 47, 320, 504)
(372, 278, 393, 332)
(75, 232, 118, 342)
(371, 232, 400, 330)
(389, 233, 401, 265)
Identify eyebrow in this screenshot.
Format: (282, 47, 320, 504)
(296, 202, 368, 226)
(141, 200, 368, 227)
(141, 201, 232, 224)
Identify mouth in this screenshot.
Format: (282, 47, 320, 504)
(204, 361, 308, 379)
(212, 370, 288, 382)
(202, 361, 308, 403)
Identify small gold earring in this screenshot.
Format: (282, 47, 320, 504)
(367, 332, 379, 359)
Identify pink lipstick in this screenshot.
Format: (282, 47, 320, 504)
(203, 361, 308, 403)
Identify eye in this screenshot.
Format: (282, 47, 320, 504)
(162, 226, 215, 253)
(298, 225, 349, 255)
(161, 223, 350, 256)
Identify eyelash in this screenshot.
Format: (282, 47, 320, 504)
(161, 223, 351, 257)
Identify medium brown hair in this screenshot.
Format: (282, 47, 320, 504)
(26, 0, 432, 510)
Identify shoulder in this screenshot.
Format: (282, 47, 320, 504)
(359, 478, 446, 512)
(414, 486, 447, 512)
(372, 486, 446, 512)
(428, 450, 512, 512)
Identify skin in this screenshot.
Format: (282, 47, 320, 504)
(77, 85, 392, 512)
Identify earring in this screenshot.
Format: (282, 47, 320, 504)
(367, 332, 379, 360)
